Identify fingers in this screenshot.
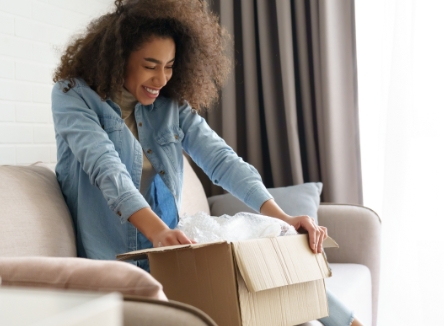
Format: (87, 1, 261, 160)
(316, 226, 326, 253)
(156, 230, 193, 247)
(294, 215, 328, 254)
(320, 226, 328, 240)
(176, 230, 193, 244)
(310, 217, 324, 253)
(308, 226, 319, 253)
(313, 226, 328, 253)
(296, 215, 318, 253)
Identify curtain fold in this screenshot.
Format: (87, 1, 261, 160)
(196, 0, 362, 205)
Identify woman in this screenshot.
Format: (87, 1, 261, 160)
(52, 1, 362, 325)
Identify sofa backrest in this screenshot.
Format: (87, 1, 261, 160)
(0, 156, 209, 257)
(180, 156, 210, 216)
(0, 165, 76, 257)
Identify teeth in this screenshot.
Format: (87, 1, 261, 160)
(144, 87, 159, 95)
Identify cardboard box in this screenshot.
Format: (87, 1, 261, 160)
(117, 234, 338, 326)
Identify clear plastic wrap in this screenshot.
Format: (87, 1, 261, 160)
(177, 211, 297, 243)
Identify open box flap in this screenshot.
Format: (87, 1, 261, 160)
(323, 236, 339, 248)
(233, 235, 337, 293)
(116, 241, 226, 261)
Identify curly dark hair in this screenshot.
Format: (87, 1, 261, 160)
(53, 0, 232, 111)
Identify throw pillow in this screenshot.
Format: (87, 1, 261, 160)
(208, 182, 323, 224)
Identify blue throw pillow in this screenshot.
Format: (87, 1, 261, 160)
(207, 182, 323, 224)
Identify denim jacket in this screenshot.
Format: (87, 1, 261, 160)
(52, 78, 272, 263)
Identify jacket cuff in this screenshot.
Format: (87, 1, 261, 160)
(110, 190, 150, 224)
(243, 184, 274, 213)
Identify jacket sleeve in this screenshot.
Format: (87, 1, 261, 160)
(178, 103, 273, 212)
(52, 82, 149, 223)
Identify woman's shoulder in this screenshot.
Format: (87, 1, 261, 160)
(52, 78, 103, 105)
(52, 78, 108, 115)
(53, 78, 90, 92)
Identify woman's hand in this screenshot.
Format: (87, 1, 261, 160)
(153, 229, 195, 248)
(128, 207, 195, 247)
(259, 199, 328, 254)
(285, 215, 328, 254)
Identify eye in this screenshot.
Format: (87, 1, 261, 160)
(144, 66, 155, 70)
(166, 66, 174, 70)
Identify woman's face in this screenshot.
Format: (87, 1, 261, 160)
(124, 36, 175, 105)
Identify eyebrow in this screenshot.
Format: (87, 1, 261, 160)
(143, 58, 175, 64)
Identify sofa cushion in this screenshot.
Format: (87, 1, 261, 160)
(180, 156, 210, 216)
(0, 165, 76, 257)
(326, 263, 372, 326)
(208, 183, 322, 223)
(0, 257, 167, 301)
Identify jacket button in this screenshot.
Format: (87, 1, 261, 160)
(147, 149, 152, 154)
(138, 122, 142, 127)
(159, 170, 165, 175)
(117, 211, 122, 216)
(174, 134, 179, 140)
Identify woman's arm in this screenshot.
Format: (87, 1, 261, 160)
(177, 102, 326, 251)
(179, 103, 272, 212)
(52, 82, 148, 222)
(259, 199, 327, 254)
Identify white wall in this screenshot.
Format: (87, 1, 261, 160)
(0, 0, 112, 165)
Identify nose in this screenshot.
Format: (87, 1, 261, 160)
(153, 69, 168, 88)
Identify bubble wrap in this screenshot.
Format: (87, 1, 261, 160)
(177, 211, 297, 243)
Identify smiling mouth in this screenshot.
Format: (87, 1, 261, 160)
(143, 86, 159, 95)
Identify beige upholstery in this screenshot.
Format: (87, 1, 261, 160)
(123, 297, 217, 326)
(319, 204, 381, 324)
(180, 156, 210, 216)
(0, 165, 76, 257)
(0, 257, 167, 301)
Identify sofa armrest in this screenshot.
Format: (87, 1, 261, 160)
(123, 296, 217, 326)
(0, 257, 167, 300)
(0, 257, 218, 326)
(318, 203, 381, 324)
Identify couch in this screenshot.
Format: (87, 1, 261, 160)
(0, 157, 381, 326)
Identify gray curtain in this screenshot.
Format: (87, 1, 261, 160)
(195, 0, 362, 205)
